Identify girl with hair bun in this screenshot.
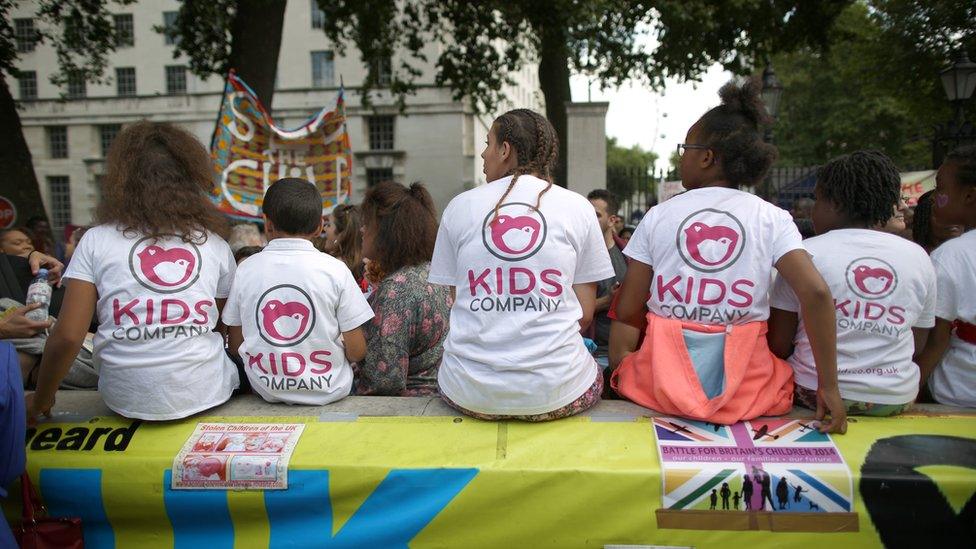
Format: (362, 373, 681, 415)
(612, 78, 846, 432)
(429, 109, 614, 420)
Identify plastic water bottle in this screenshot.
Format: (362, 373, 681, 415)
(25, 268, 52, 322)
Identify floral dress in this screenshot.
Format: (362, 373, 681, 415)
(354, 263, 452, 396)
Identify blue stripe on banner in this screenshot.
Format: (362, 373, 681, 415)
(163, 470, 234, 549)
(330, 468, 478, 548)
(265, 470, 333, 548)
(39, 468, 114, 549)
(789, 468, 851, 511)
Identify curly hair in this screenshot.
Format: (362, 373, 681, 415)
(697, 78, 778, 188)
(491, 109, 559, 221)
(96, 121, 228, 242)
(945, 144, 976, 187)
(815, 150, 900, 227)
(329, 204, 364, 281)
(361, 181, 438, 284)
(912, 190, 935, 250)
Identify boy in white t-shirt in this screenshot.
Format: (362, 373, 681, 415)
(429, 109, 614, 420)
(917, 145, 976, 408)
(769, 151, 936, 415)
(223, 178, 374, 405)
(611, 79, 846, 432)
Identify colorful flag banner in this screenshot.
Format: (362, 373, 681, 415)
(653, 416, 856, 531)
(209, 71, 352, 221)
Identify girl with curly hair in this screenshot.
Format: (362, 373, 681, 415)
(27, 121, 239, 421)
(612, 79, 846, 432)
(354, 181, 452, 396)
(320, 203, 365, 284)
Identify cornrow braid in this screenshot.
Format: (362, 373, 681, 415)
(816, 150, 900, 227)
(489, 109, 560, 222)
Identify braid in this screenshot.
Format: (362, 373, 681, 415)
(816, 150, 900, 227)
(490, 109, 560, 218)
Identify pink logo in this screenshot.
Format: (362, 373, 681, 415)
(260, 300, 311, 342)
(482, 203, 547, 261)
(489, 215, 542, 255)
(128, 238, 202, 293)
(255, 284, 317, 347)
(845, 258, 897, 300)
(676, 210, 746, 272)
(683, 222, 740, 267)
(137, 246, 196, 287)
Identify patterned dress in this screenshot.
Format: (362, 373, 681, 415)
(354, 263, 452, 396)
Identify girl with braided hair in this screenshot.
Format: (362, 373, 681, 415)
(768, 150, 937, 416)
(428, 109, 614, 420)
(912, 190, 964, 254)
(611, 78, 846, 432)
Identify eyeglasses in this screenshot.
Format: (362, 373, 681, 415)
(677, 143, 710, 156)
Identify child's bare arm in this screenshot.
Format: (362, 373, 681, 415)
(615, 260, 653, 327)
(916, 318, 952, 387)
(767, 308, 799, 360)
(608, 320, 640, 370)
(775, 249, 846, 434)
(342, 326, 367, 363)
(573, 282, 597, 330)
(26, 280, 97, 421)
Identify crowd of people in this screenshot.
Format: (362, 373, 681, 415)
(3, 78, 973, 440)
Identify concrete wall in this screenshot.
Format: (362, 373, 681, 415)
(565, 102, 609, 196)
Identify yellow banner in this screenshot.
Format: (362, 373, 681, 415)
(6, 412, 976, 547)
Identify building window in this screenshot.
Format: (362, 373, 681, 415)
(367, 116, 395, 150)
(374, 57, 392, 87)
(366, 168, 394, 188)
(67, 72, 86, 99)
(14, 18, 36, 53)
(310, 51, 334, 88)
(46, 127, 68, 159)
(99, 124, 121, 157)
(163, 11, 179, 45)
(47, 176, 72, 232)
(165, 65, 187, 95)
(114, 14, 134, 47)
(18, 71, 37, 100)
(310, 0, 326, 29)
(116, 67, 136, 96)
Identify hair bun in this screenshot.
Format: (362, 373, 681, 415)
(718, 77, 772, 129)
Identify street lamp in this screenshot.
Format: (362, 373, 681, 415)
(760, 64, 784, 145)
(940, 50, 976, 125)
(933, 50, 976, 166)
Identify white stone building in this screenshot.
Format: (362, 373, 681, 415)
(7, 0, 546, 231)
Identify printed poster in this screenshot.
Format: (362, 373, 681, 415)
(171, 423, 305, 490)
(653, 417, 854, 517)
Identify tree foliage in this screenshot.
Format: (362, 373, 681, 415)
(606, 137, 657, 200)
(315, 0, 851, 186)
(771, 0, 975, 168)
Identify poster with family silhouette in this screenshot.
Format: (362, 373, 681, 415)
(653, 417, 854, 519)
(172, 423, 305, 489)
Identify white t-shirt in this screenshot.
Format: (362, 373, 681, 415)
(65, 225, 239, 420)
(222, 238, 374, 405)
(429, 174, 614, 415)
(928, 230, 976, 407)
(770, 229, 936, 404)
(624, 186, 803, 324)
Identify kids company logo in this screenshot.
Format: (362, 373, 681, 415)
(255, 284, 316, 347)
(481, 202, 547, 261)
(128, 238, 202, 294)
(845, 258, 897, 299)
(676, 209, 746, 272)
